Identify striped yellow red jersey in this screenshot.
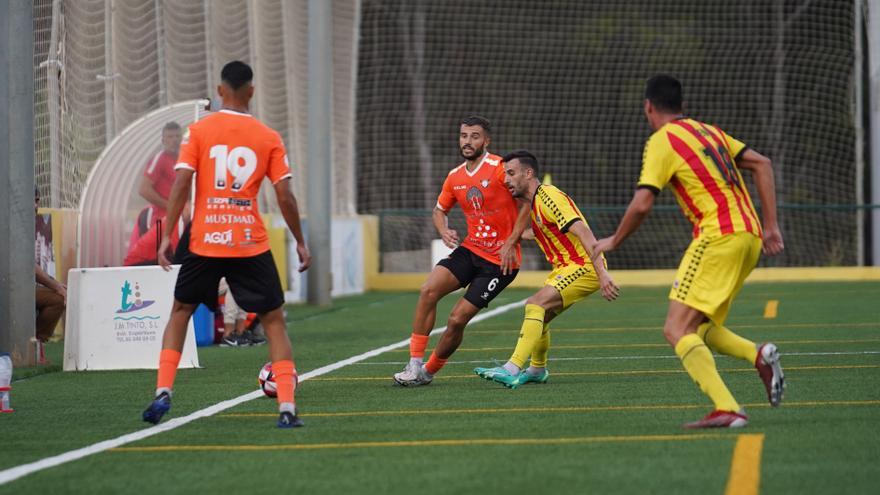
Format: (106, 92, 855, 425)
(638, 118, 762, 239)
(530, 185, 602, 269)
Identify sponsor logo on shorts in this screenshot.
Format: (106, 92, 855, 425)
(204, 229, 233, 245)
(204, 214, 256, 225)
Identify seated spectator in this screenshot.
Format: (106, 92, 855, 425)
(34, 189, 65, 343)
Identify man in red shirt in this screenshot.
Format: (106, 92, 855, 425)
(127, 122, 182, 251)
(142, 61, 311, 428)
(393, 116, 527, 386)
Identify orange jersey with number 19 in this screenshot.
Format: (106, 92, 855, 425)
(175, 109, 292, 258)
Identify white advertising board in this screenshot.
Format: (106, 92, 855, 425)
(284, 217, 365, 302)
(63, 266, 200, 371)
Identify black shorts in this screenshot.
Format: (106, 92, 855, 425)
(174, 250, 284, 314)
(437, 246, 518, 309)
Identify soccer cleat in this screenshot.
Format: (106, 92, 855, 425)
(142, 392, 171, 425)
(755, 343, 785, 407)
(393, 362, 433, 387)
(474, 366, 508, 381)
(243, 330, 266, 346)
(683, 409, 748, 429)
(278, 411, 305, 428)
(490, 368, 522, 389)
(473, 366, 521, 389)
(220, 333, 251, 347)
(516, 368, 550, 386)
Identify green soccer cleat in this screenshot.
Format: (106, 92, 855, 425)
(489, 368, 521, 389)
(516, 368, 550, 386)
(474, 366, 507, 381)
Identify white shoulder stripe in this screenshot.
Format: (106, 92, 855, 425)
(447, 163, 466, 176)
(145, 152, 163, 174)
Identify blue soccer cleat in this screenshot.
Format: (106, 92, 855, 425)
(142, 391, 171, 425)
(278, 411, 305, 428)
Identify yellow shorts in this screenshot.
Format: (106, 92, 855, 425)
(546, 264, 600, 311)
(670, 232, 762, 325)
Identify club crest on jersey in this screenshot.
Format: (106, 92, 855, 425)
(466, 186, 484, 210)
(480, 179, 490, 188)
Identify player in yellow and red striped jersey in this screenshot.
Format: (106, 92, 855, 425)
(474, 150, 619, 388)
(594, 75, 785, 429)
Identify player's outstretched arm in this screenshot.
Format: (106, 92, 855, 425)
(736, 149, 784, 256)
(569, 221, 619, 301)
(594, 187, 655, 255)
(158, 169, 193, 270)
(433, 207, 459, 249)
(273, 178, 311, 272)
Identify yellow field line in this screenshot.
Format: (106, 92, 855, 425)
(411, 338, 880, 353)
(110, 432, 737, 453)
(724, 434, 764, 495)
(306, 364, 880, 382)
(763, 300, 779, 319)
(219, 400, 880, 419)
(468, 322, 879, 335)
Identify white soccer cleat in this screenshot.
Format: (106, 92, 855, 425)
(755, 343, 785, 407)
(393, 362, 433, 387)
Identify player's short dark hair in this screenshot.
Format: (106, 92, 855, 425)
(502, 150, 540, 176)
(221, 61, 254, 91)
(162, 121, 180, 133)
(460, 115, 491, 135)
(645, 74, 683, 113)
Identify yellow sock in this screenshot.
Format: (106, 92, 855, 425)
(529, 324, 551, 368)
(509, 304, 546, 368)
(698, 322, 759, 364)
(674, 333, 740, 412)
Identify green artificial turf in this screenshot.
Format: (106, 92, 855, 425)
(1, 282, 878, 494)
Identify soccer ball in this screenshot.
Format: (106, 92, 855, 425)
(257, 362, 299, 398)
(258, 362, 277, 398)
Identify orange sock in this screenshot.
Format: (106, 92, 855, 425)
(409, 333, 430, 359)
(424, 354, 447, 375)
(156, 349, 182, 391)
(272, 360, 297, 406)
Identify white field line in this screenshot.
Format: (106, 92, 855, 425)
(0, 299, 529, 486)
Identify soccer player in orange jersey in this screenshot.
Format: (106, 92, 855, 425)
(393, 116, 527, 386)
(142, 61, 311, 428)
(594, 75, 785, 428)
(474, 150, 619, 388)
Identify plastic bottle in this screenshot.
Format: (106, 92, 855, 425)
(0, 353, 12, 412)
